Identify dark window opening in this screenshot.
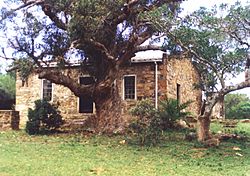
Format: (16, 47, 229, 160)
(79, 96, 93, 113)
(177, 83, 181, 104)
(79, 76, 95, 113)
(42, 79, 52, 101)
(80, 76, 95, 85)
(124, 76, 136, 100)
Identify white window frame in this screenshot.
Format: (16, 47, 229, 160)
(41, 79, 53, 102)
(122, 75, 137, 100)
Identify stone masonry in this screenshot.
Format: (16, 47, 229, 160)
(16, 54, 202, 128)
(0, 110, 20, 130)
(117, 54, 202, 115)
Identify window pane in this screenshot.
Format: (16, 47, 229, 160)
(124, 76, 135, 99)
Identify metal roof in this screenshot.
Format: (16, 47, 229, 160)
(131, 57, 162, 63)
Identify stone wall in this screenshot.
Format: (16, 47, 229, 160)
(0, 110, 19, 130)
(16, 67, 91, 126)
(117, 54, 202, 116)
(16, 72, 41, 124)
(211, 98, 225, 119)
(16, 54, 202, 127)
(164, 55, 202, 115)
(117, 62, 156, 114)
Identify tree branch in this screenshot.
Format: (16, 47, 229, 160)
(0, 0, 43, 21)
(223, 80, 250, 95)
(113, 0, 182, 30)
(37, 69, 95, 97)
(229, 32, 250, 48)
(41, 3, 67, 30)
(87, 39, 115, 61)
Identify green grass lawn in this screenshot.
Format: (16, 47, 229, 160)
(0, 123, 249, 176)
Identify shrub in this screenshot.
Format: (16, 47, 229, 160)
(25, 99, 64, 135)
(129, 98, 192, 145)
(129, 99, 162, 145)
(158, 98, 192, 129)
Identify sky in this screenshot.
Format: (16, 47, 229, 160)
(181, 0, 248, 13)
(0, 0, 249, 97)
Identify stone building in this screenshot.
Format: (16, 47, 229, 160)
(16, 53, 202, 127)
(211, 98, 225, 119)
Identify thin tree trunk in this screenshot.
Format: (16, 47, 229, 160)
(197, 115, 211, 141)
(197, 100, 212, 141)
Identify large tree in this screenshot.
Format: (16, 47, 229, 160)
(0, 0, 182, 132)
(159, 2, 250, 141)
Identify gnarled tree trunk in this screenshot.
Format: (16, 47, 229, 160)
(89, 81, 126, 134)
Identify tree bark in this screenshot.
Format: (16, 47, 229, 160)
(197, 115, 211, 141)
(197, 100, 214, 142)
(89, 82, 125, 134)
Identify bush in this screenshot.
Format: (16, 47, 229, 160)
(129, 99, 162, 145)
(25, 99, 64, 135)
(129, 98, 192, 145)
(158, 98, 192, 129)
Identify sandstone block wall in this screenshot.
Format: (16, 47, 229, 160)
(117, 55, 202, 116)
(164, 55, 202, 115)
(211, 98, 225, 119)
(0, 110, 19, 130)
(16, 54, 202, 127)
(117, 62, 156, 114)
(16, 67, 91, 126)
(16, 73, 41, 124)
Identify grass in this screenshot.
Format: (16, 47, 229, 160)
(0, 123, 249, 176)
(211, 121, 250, 136)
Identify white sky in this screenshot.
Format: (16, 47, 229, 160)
(181, 0, 247, 12)
(0, 0, 249, 96)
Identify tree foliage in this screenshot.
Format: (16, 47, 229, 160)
(154, 2, 250, 141)
(225, 93, 250, 119)
(0, 73, 16, 100)
(162, 3, 250, 96)
(0, 0, 181, 97)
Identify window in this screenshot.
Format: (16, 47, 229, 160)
(177, 83, 181, 104)
(42, 79, 52, 101)
(79, 76, 95, 113)
(124, 75, 136, 100)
